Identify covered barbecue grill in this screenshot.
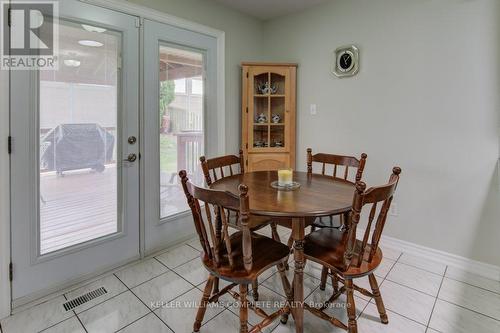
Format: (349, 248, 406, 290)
(40, 124, 115, 175)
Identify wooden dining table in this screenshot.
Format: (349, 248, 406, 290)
(209, 170, 355, 333)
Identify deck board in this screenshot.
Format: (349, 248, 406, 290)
(40, 166, 187, 254)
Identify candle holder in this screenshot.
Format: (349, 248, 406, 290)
(271, 169, 300, 191)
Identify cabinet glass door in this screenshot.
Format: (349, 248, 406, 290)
(249, 68, 289, 152)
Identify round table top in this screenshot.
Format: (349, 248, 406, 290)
(209, 171, 355, 218)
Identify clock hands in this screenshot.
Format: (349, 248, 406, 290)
(342, 53, 350, 67)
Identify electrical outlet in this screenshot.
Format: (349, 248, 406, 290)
(389, 202, 398, 217)
(310, 104, 317, 115)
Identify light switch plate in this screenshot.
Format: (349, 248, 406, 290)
(310, 104, 317, 115)
(389, 202, 398, 217)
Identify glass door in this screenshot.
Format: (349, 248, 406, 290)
(143, 19, 219, 253)
(10, 0, 140, 302)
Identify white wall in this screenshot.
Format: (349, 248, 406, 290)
(262, 0, 500, 266)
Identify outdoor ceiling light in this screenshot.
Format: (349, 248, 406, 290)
(81, 24, 107, 33)
(78, 40, 104, 47)
(63, 59, 81, 67)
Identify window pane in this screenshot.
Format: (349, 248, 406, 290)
(191, 77, 203, 95)
(39, 20, 120, 254)
(159, 46, 204, 218)
(174, 78, 186, 94)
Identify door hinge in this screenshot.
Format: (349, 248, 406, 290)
(7, 7, 11, 27)
(246, 107, 248, 113)
(245, 143, 248, 149)
(9, 262, 13, 281)
(246, 72, 249, 78)
(245, 159, 248, 166)
(135, 17, 142, 28)
(8, 136, 12, 154)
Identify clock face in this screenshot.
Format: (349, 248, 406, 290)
(332, 45, 359, 77)
(337, 51, 354, 72)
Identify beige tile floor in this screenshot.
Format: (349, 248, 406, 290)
(1, 226, 500, 333)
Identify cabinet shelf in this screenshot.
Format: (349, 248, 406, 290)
(252, 123, 285, 126)
(253, 94, 286, 98)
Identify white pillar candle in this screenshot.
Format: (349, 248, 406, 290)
(278, 169, 293, 186)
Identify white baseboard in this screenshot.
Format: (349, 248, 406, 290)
(379, 233, 500, 282)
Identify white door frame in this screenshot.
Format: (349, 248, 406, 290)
(143, 20, 219, 254)
(0, 48, 11, 320)
(10, 0, 141, 306)
(0, 0, 225, 318)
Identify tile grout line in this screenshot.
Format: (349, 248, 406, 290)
(66, 292, 89, 333)
(358, 251, 402, 317)
(436, 298, 500, 323)
(115, 267, 233, 331)
(112, 312, 153, 333)
(357, 251, 439, 327)
(113, 273, 176, 333)
(394, 261, 445, 277)
(442, 275, 500, 296)
(34, 294, 88, 333)
(383, 277, 440, 298)
(70, 293, 87, 333)
(71, 276, 133, 328)
(425, 265, 447, 331)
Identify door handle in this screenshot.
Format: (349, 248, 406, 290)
(124, 153, 137, 162)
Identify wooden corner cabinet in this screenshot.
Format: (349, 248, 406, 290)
(241, 62, 297, 172)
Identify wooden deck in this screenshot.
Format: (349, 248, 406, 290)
(40, 166, 187, 254)
(40, 167, 117, 254)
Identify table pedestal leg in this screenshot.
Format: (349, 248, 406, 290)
(292, 217, 305, 333)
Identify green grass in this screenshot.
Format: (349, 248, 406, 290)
(160, 134, 177, 173)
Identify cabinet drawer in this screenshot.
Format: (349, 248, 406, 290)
(247, 153, 290, 172)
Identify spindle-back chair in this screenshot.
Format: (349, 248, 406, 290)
(200, 151, 282, 300)
(303, 167, 401, 333)
(306, 148, 367, 289)
(180, 170, 292, 333)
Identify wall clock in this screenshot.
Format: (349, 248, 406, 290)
(332, 45, 359, 78)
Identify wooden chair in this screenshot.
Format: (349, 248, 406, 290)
(303, 167, 401, 333)
(307, 148, 367, 231)
(200, 151, 283, 300)
(200, 150, 277, 235)
(179, 170, 292, 333)
(306, 148, 367, 290)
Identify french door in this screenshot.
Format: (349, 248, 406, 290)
(143, 20, 219, 253)
(10, 0, 140, 302)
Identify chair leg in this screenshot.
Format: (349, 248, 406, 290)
(368, 273, 389, 324)
(212, 277, 220, 301)
(194, 275, 215, 332)
(287, 234, 294, 249)
(285, 235, 294, 271)
(345, 278, 358, 333)
(331, 270, 339, 293)
(320, 266, 328, 291)
(239, 284, 249, 333)
(251, 279, 259, 301)
(277, 262, 293, 324)
(271, 222, 281, 242)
